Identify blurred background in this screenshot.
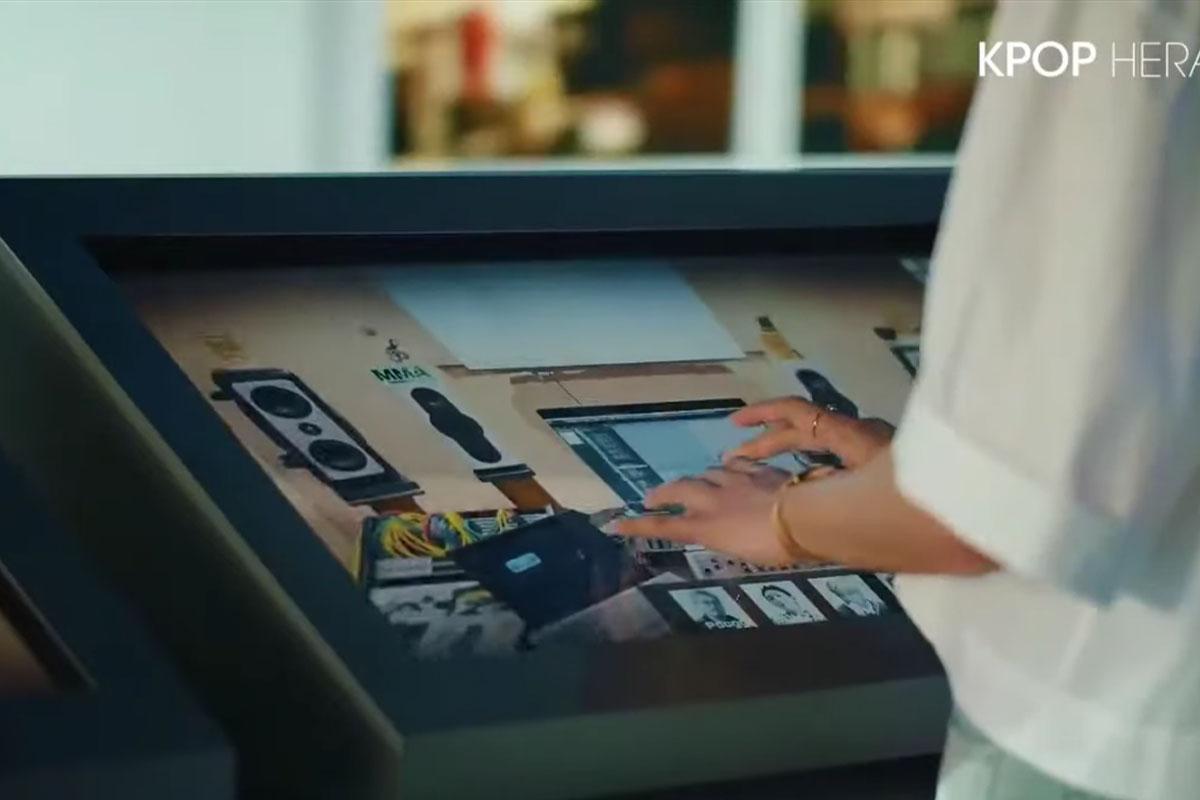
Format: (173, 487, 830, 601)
(0, 0, 994, 176)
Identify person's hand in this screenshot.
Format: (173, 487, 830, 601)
(615, 460, 796, 564)
(614, 398, 895, 562)
(723, 397, 895, 469)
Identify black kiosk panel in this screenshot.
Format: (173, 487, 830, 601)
(0, 453, 232, 799)
(0, 171, 947, 799)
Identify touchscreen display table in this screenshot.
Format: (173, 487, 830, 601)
(108, 248, 941, 795)
(119, 256, 921, 655)
(0, 171, 948, 800)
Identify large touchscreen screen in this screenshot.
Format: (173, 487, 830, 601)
(119, 257, 920, 662)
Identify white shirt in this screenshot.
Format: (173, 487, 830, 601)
(893, 2, 1200, 799)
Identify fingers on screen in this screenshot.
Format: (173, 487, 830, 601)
(614, 514, 690, 541)
(723, 429, 807, 463)
(729, 396, 819, 427)
(699, 468, 738, 486)
(720, 456, 762, 474)
(645, 478, 715, 512)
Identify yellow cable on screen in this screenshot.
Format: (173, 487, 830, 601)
(443, 512, 473, 545)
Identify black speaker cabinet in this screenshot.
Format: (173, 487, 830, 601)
(213, 368, 422, 505)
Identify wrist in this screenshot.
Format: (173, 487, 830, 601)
(771, 477, 820, 565)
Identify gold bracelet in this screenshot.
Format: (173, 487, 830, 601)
(771, 475, 819, 563)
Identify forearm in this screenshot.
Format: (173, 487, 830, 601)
(783, 448, 998, 575)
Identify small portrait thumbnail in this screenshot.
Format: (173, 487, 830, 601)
(741, 580, 825, 625)
(809, 574, 889, 619)
(667, 586, 757, 631)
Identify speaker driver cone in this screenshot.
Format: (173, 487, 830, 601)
(308, 439, 369, 472)
(250, 385, 314, 419)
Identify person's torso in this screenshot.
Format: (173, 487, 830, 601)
(900, 2, 1200, 797)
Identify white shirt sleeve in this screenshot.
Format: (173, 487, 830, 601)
(893, 0, 1200, 604)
